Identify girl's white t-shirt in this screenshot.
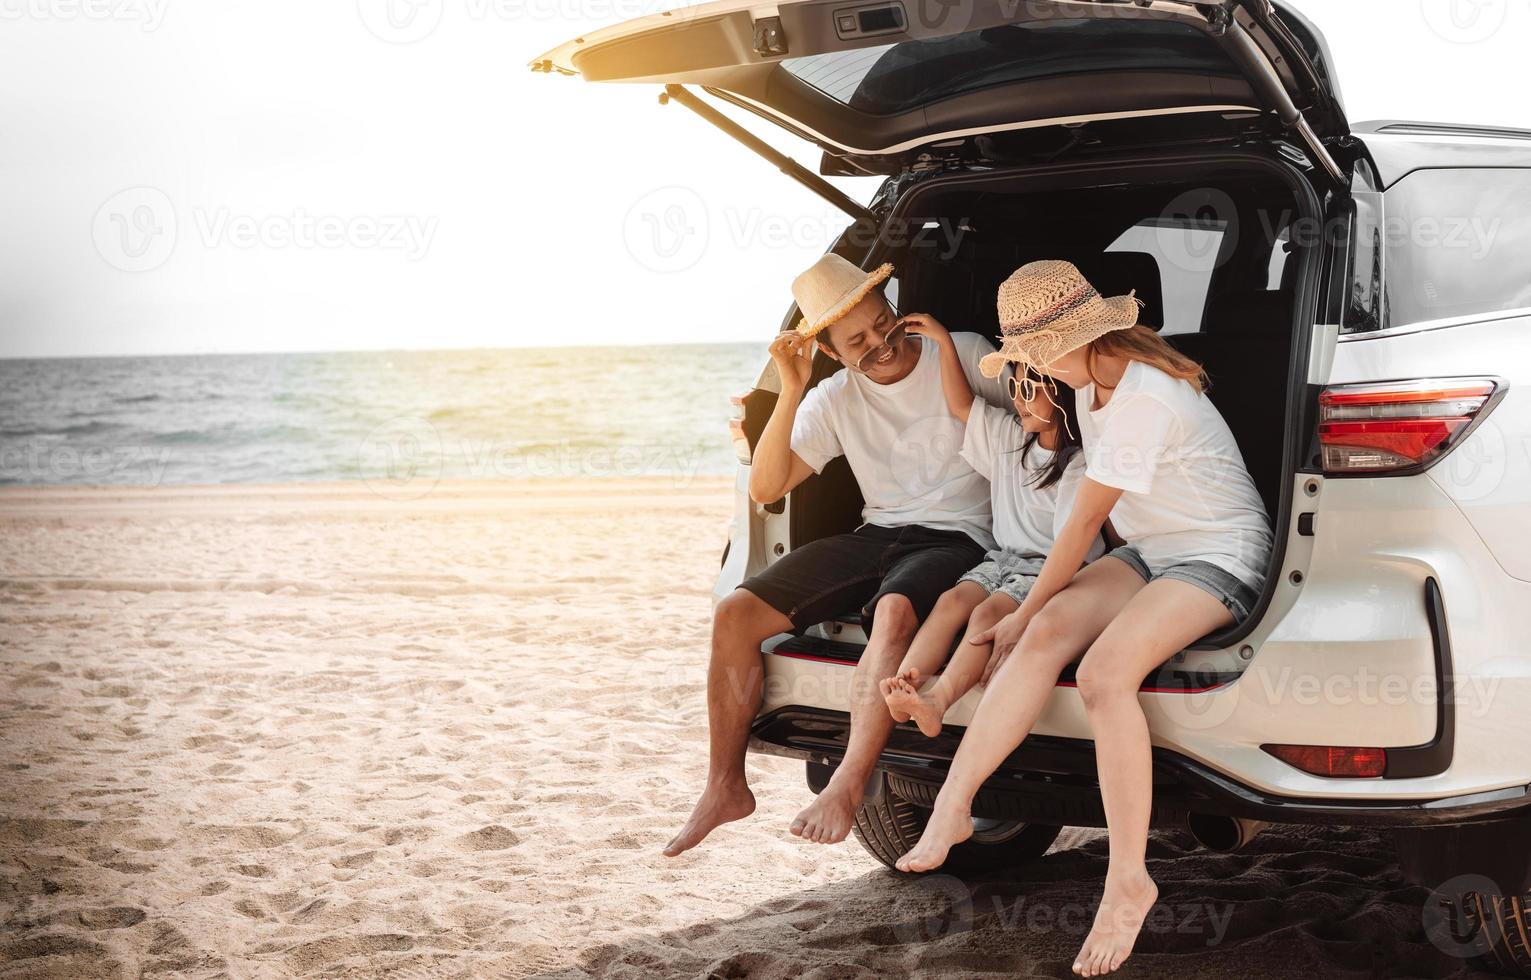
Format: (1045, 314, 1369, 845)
(789, 333, 1011, 550)
(961, 398, 1105, 563)
(1077, 360, 1272, 587)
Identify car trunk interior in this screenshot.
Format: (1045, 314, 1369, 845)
(785, 152, 1317, 666)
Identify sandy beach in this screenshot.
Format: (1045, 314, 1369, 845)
(0, 478, 1497, 978)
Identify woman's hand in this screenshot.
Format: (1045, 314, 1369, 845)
(970, 608, 1032, 686)
(768, 332, 813, 392)
(898, 313, 952, 347)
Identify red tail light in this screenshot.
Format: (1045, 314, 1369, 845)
(1318, 378, 1501, 474)
(1262, 744, 1387, 778)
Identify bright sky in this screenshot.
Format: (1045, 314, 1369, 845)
(1, 0, 1528, 357)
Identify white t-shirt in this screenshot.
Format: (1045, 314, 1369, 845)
(1078, 360, 1272, 587)
(791, 333, 1011, 550)
(962, 399, 1106, 563)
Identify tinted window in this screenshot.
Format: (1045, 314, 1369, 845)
(1377, 168, 1531, 329)
(781, 19, 1242, 116)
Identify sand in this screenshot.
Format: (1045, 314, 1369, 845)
(0, 478, 1500, 978)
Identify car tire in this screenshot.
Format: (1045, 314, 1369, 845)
(851, 792, 1061, 875)
(1458, 891, 1531, 977)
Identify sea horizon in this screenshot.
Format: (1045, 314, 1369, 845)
(0, 344, 762, 488)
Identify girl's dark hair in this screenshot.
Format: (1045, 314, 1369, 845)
(1011, 378, 1083, 491)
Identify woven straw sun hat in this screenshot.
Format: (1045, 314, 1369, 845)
(791, 254, 896, 338)
(978, 260, 1143, 379)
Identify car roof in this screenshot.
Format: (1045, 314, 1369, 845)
(1353, 121, 1531, 189)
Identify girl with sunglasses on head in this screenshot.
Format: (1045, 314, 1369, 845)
(880, 312, 1105, 738)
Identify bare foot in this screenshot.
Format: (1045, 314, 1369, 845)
(1072, 870, 1159, 976)
(789, 779, 862, 845)
(883, 672, 948, 738)
(662, 781, 756, 857)
(893, 798, 972, 872)
(878, 674, 912, 723)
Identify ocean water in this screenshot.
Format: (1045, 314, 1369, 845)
(0, 345, 763, 487)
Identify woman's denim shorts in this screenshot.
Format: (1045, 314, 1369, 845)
(1105, 545, 1261, 624)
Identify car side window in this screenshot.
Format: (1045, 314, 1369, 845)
(1107, 218, 1225, 336)
(1368, 168, 1531, 331)
(1341, 191, 1387, 335)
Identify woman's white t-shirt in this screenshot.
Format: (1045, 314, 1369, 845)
(1078, 360, 1272, 587)
(960, 399, 1105, 563)
(790, 333, 1012, 550)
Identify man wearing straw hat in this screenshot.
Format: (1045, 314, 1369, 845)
(664, 253, 1010, 857)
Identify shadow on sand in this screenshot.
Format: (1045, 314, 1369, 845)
(547, 825, 1501, 979)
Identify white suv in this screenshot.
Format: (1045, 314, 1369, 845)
(536, 2, 1531, 972)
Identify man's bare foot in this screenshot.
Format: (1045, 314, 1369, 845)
(789, 779, 862, 844)
(883, 671, 949, 738)
(662, 781, 756, 857)
(1072, 870, 1159, 976)
(878, 674, 913, 723)
(893, 798, 972, 872)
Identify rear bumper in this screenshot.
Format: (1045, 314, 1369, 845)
(749, 706, 1531, 829)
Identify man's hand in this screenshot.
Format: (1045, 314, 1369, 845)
(899, 313, 952, 347)
(970, 608, 1031, 687)
(769, 332, 813, 392)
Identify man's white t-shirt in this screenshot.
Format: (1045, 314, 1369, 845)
(790, 333, 1011, 550)
(1078, 360, 1272, 587)
(962, 399, 1106, 563)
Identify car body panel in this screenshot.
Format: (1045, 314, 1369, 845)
(1334, 315, 1531, 585)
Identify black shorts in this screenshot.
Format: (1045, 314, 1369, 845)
(739, 523, 986, 633)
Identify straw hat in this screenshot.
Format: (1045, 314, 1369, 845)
(792, 254, 896, 338)
(978, 260, 1143, 379)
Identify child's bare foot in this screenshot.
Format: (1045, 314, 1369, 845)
(878, 674, 913, 723)
(893, 796, 972, 872)
(1071, 870, 1159, 976)
(884, 671, 949, 738)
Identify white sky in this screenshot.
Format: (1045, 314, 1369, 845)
(1, 0, 1528, 357)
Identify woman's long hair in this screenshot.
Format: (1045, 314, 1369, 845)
(1087, 325, 1208, 393)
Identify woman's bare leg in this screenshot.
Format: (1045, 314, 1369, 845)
(879, 581, 988, 724)
(894, 558, 1147, 872)
(886, 590, 1017, 737)
(1070, 580, 1235, 978)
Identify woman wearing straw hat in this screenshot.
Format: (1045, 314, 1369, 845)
(663, 253, 1012, 858)
(892, 260, 1272, 978)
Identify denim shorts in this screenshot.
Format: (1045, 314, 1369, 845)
(958, 548, 1046, 604)
(739, 523, 986, 633)
(1105, 545, 1261, 624)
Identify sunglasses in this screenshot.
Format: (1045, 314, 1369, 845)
(852, 314, 908, 373)
(1006, 368, 1046, 404)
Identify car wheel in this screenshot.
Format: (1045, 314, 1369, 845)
(1456, 890, 1531, 977)
(851, 791, 1061, 875)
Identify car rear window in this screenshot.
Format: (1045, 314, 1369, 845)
(1107, 218, 1226, 336)
(781, 19, 1244, 116)
(1346, 168, 1531, 333)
